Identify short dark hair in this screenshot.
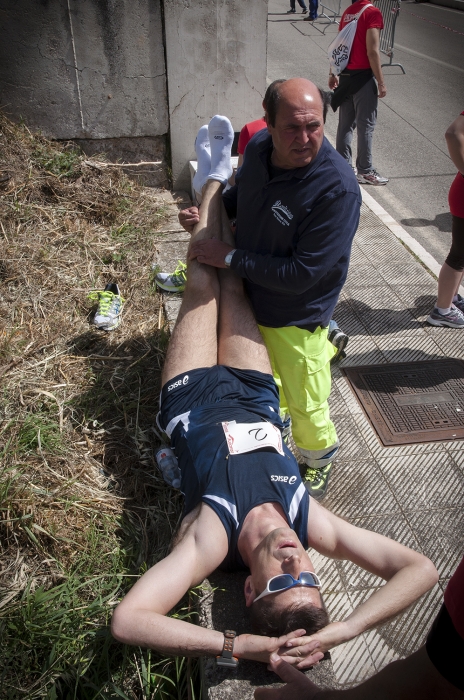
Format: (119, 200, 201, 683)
(249, 596, 330, 637)
(263, 79, 286, 127)
(263, 80, 330, 126)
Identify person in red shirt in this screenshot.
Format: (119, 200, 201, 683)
(328, 0, 388, 186)
(427, 112, 464, 328)
(237, 118, 267, 169)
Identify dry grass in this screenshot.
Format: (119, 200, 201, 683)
(0, 113, 193, 697)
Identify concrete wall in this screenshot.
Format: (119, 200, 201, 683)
(0, 0, 269, 190)
(164, 0, 268, 190)
(0, 0, 169, 186)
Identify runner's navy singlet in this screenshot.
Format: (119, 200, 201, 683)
(159, 366, 310, 571)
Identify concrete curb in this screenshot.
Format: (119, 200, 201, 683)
(360, 186, 464, 297)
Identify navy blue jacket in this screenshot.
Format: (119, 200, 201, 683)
(223, 131, 361, 330)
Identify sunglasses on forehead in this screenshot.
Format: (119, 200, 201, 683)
(253, 571, 322, 603)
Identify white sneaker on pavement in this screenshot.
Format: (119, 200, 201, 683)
(357, 170, 389, 186)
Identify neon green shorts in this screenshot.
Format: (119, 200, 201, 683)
(258, 324, 338, 455)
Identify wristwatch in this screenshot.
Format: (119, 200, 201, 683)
(216, 629, 238, 668)
(224, 249, 236, 268)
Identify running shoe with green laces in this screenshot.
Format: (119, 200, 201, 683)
(155, 261, 187, 293)
(300, 463, 332, 501)
(88, 283, 125, 331)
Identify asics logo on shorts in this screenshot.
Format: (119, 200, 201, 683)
(271, 475, 297, 485)
(167, 374, 189, 392)
(214, 135, 223, 140)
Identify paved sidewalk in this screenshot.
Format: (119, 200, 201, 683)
(155, 188, 464, 695)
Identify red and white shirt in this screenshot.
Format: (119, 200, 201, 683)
(339, 0, 384, 70)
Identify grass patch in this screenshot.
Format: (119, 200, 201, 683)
(0, 112, 200, 698)
(32, 144, 83, 178)
(16, 413, 63, 454)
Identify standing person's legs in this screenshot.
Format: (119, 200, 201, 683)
(353, 79, 378, 175)
(436, 264, 464, 310)
(428, 214, 464, 327)
(336, 96, 356, 168)
(161, 181, 224, 386)
(258, 324, 338, 499)
(439, 215, 464, 308)
(296, 0, 308, 11)
(308, 0, 318, 19)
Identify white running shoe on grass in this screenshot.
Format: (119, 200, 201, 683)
(89, 283, 124, 331)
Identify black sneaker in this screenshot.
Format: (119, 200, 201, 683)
(453, 294, 464, 313)
(328, 320, 349, 364)
(300, 463, 332, 501)
(286, 8, 296, 12)
(281, 414, 292, 445)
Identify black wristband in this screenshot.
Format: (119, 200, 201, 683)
(216, 630, 238, 668)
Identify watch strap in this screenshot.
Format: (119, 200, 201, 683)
(224, 249, 236, 267)
(216, 629, 238, 668)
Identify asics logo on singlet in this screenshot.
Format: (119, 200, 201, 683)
(167, 374, 189, 392)
(271, 200, 293, 227)
(271, 475, 297, 485)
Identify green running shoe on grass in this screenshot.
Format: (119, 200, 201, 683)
(155, 261, 187, 292)
(88, 283, 125, 331)
(300, 463, 332, 501)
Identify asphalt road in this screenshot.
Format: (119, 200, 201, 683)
(266, 0, 464, 265)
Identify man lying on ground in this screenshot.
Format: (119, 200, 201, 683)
(255, 556, 464, 699)
(111, 148, 437, 667)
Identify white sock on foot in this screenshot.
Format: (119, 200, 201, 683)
(192, 125, 211, 198)
(437, 306, 452, 315)
(207, 115, 234, 186)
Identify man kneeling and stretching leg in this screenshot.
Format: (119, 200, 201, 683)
(111, 148, 438, 667)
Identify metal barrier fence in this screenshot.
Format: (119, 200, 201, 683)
(318, 0, 342, 33)
(374, 0, 405, 73)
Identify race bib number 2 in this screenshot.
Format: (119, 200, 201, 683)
(222, 421, 284, 456)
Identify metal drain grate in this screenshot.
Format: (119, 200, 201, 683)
(342, 360, 464, 445)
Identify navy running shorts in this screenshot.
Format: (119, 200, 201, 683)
(159, 365, 281, 437)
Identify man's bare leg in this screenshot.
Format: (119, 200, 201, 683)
(162, 180, 224, 385)
(217, 205, 272, 374)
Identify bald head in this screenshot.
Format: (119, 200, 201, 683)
(264, 78, 328, 128)
(264, 77, 326, 170)
(279, 78, 324, 112)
